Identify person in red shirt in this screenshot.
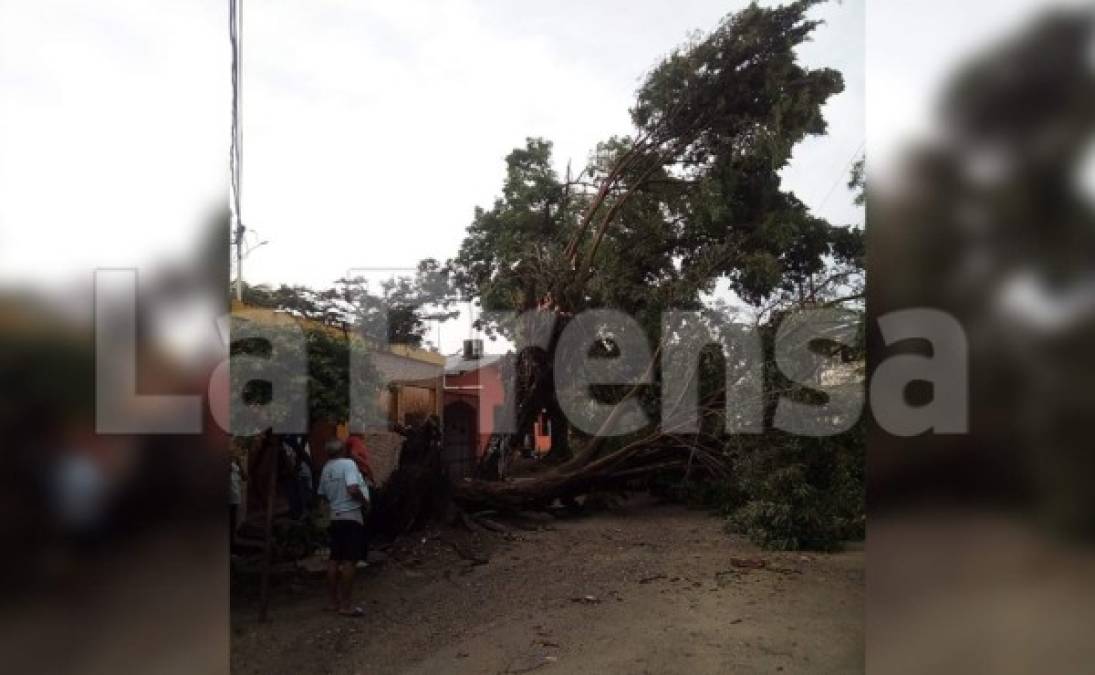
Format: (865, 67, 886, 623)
(345, 434, 376, 486)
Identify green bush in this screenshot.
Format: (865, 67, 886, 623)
(727, 464, 842, 551)
(717, 426, 865, 551)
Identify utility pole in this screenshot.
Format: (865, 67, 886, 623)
(230, 0, 244, 302)
(234, 222, 245, 301)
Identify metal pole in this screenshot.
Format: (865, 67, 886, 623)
(235, 223, 244, 302)
(230, 0, 244, 302)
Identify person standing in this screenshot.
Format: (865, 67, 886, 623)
(317, 439, 369, 617)
(281, 435, 306, 519)
(345, 433, 376, 487)
(297, 448, 314, 513)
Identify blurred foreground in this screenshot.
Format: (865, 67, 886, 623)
(0, 219, 229, 673)
(2, 1, 1095, 672)
(870, 4, 1095, 672)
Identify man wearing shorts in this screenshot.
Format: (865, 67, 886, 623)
(317, 439, 370, 617)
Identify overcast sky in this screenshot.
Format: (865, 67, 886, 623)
(233, 0, 865, 289)
(2, 0, 1067, 354)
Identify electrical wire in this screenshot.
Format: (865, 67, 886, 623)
(816, 139, 865, 211)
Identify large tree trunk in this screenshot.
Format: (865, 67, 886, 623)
(487, 312, 570, 467)
(371, 421, 451, 538)
(375, 417, 725, 531)
(452, 434, 727, 511)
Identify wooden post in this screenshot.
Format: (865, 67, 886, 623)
(258, 436, 278, 622)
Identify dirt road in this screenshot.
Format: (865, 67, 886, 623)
(231, 499, 863, 674)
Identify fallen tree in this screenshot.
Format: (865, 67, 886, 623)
(449, 1, 856, 472)
(369, 426, 729, 535)
(244, 2, 865, 542)
(453, 435, 730, 511)
(374, 1, 862, 532)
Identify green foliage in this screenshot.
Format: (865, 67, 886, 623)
(666, 307, 865, 551)
(230, 320, 381, 431)
(453, 138, 578, 332)
(848, 155, 865, 206)
(448, 0, 866, 487)
(306, 327, 381, 426)
(335, 260, 458, 347)
(667, 424, 865, 553)
(717, 425, 864, 551)
(454, 2, 853, 324)
(240, 259, 457, 348)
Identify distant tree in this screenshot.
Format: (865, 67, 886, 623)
(333, 259, 458, 348)
(240, 259, 457, 349)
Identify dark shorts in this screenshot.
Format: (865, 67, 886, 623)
(328, 519, 367, 562)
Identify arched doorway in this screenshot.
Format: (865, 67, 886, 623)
(442, 400, 478, 480)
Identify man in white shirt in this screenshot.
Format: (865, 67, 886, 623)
(317, 439, 370, 617)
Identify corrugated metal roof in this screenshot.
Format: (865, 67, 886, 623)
(370, 350, 443, 385)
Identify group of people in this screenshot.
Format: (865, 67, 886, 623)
(231, 419, 451, 617)
(229, 431, 379, 617)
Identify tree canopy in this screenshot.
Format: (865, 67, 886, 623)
(453, 0, 860, 335)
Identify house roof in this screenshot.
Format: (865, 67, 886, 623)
(444, 352, 505, 375)
(369, 350, 443, 386)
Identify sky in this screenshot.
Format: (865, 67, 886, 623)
(236, 0, 865, 350)
(235, 0, 864, 288)
(6, 0, 1063, 355)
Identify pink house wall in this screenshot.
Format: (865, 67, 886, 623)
(444, 361, 550, 457)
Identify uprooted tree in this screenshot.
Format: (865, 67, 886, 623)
(236, 1, 866, 549)
(394, 1, 864, 531)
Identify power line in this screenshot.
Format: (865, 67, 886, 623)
(816, 139, 865, 212)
